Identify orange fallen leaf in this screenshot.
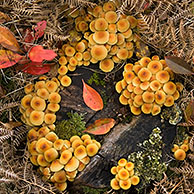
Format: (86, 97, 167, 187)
(28, 45, 57, 62)
(83, 118, 115, 135)
(0, 26, 20, 52)
(34, 20, 47, 39)
(0, 50, 23, 69)
(82, 79, 103, 111)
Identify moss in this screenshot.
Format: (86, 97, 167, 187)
(55, 112, 86, 139)
(81, 186, 108, 194)
(87, 72, 105, 86)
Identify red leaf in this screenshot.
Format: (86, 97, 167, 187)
(0, 26, 20, 52)
(23, 28, 34, 52)
(82, 79, 103, 111)
(34, 20, 47, 39)
(0, 50, 23, 69)
(20, 62, 51, 75)
(28, 45, 57, 62)
(83, 118, 115, 135)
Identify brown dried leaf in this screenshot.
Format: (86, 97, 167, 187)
(0, 12, 10, 24)
(165, 56, 193, 75)
(0, 121, 22, 130)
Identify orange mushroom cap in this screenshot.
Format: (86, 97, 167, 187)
(44, 148, 58, 162)
(29, 110, 44, 126)
(174, 149, 186, 161)
(119, 179, 131, 190)
(86, 143, 99, 157)
(65, 156, 79, 172)
(131, 175, 140, 185)
(53, 170, 67, 183)
(99, 58, 114, 72)
(91, 45, 107, 60)
(95, 18, 108, 31)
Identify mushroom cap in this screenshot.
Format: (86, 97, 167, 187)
(45, 132, 58, 142)
(83, 61, 90, 67)
(37, 154, 49, 167)
(103, 2, 116, 12)
(156, 70, 170, 83)
(115, 81, 123, 93)
(65, 46, 75, 57)
(141, 103, 152, 114)
(64, 140, 71, 148)
(132, 77, 141, 87)
(83, 51, 91, 61)
(45, 81, 58, 93)
(118, 168, 130, 180)
(28, 129, 38, 142)
(44, 148, 58, 162)
(105, 11, 117, 23)
(119, 179, 132, 190)
(124, 71, 135, 84)
(58, 56, 67, 65)
(125, 162, 134, 171)
(67, 64, 76, 71)
(78, 21, 88, 32)
(163, 81, 176, 95)
(118, 158, 127, 167)
(134, 95, 143, 106)
(154, 90, 166, 104)
(142, 91, 154, 103)
(93, 31, 109, 44)
(117, 48, 128, 60)
(35, 81, 45, 90)
(60, 150, 72, 164)
(123, 29, 133, 39)
(138, 68, 152, 82)
(53, 170, 67, 183)
(70, 135, 81, 142)
(126, 41, 133, 50)
(58, 65, 68, 76)
(65, 156, 79, 172)
(95, 18, 108, 31)
(108, 23, 117, 33)
(47, 103, 60, 112)
(111, 166, 117, 175)
(92, 5, 103, 17)
(74, 145, 87, 160)
(139, 57, 151, 67)
(119, 94, 128, 105)
(175, 82, 184, 92)
(78, 162, 86, 172)
(21, 95, 32, 109)
(116, 33, 125, 45)
(69, 57, 78, 66)
(72, 139, 84, 149)
(30, 110, 44, 126)
(36, 137, 53, 153)
(122, 89, 131, 99)
(91, 45, 107, 60)
(112, 56, 121, 63)
(44, 113, 56, 125)
(66, 170, 78, 178)
(173, 90, 180, 100)
(151, 104, 161, 116)
(174, 149, 186, 161)
(84, 138, 93, 146)
(80, 156, 90, 165)
(108, 33, 118, 45)
(133, 86, 143, 95)
(28, 140, 38, 155)
(48, 92, 61, 103)
(30, 96, 46, 111)
(133, 65, 142, 75)
(131, 175, 140, 185)
(50, 159, 64, 172)
(140, 81, 150, 90)
(121, 79, 128, 89)
(38, 126, 50, 138)
(126, 16, 137, 28)
(130, 105, 141, 115)
(54, 139, 64, 150)
(55, 182, 67, 192)
(147, 61, 163, 74)
(24, 84, 34, 94)
(30, 155, 38, 166)
(110, 178, 120, 190)
(99, 58, 114, 72)
(150, 80, 162, 91)
(81, 134, 91, 141)
(75, 52, 83, 61)
(124, 63, 133, 72)
(164, 95, 174, 107)
(75, 42, 85, 53)
(89, 20, 96, 32)
(171, 144, 179, 152)
(86, 143, 99, 157)
(117, 19, 130, 32)
(60, 75, 72, 87)
(180, 144, 189, 152)
(37, 88, 49, 100)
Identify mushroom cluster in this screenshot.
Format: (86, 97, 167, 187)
(172, 139, 190, 161)
(28, 130, 101, 192)
(20, 77, 61, 127)
(58, 1, 139, 85)
(110, 158, 140, 190)
(115, 56, 184, 116)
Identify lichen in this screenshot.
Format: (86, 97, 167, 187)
(55, 112, 86, 139)
(128, 128, 167, 189)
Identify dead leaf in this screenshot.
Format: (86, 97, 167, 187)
(82, 79, 103, 111)
(34, 20, 47, 39)
(165, 56, 194, 75)
(0, 121, 22, 130)
(28, 45, 57, 62)
(0, 26, 20, 52)
(0, 50, 23, 69)
(0, 12, 10, 24)
(83, 118, 116, 135)
(23, 28, 34, 52)
(20, 62, 52, 75)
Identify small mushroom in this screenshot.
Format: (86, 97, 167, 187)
(30, 96, 46, 111)
(117, 19, 130, 32)
(44, 113, 56, 125)
(58, 56, 67, 65)
(65, 46, 75, 57)
(65, 156, 79, 172)
(111, 166, 117, 175)
(118, 158, 127, 167)
(130, 175, 140, 185)
(60, 75, 72, 87)
(148, 61, 162, 74)
(45, 132, 58, 142)
(36, 137, 53, 153)
(74, 145, 87, 160)
(163, 81, 176, 95)
(119, 179, 131, 190)
(50, 159, 64, 172)
(44, 148, 58, 162)
(94, 18, 108, 31)
(54, 139, 64, 150)
(110, 178, 120, 190)
(105, 11, 117, 23)
(29, 110, 44, 126)
(138, 68, 152, 82)
(91, 45, 108, 60)
(24, 84, 34, 94)
(154, 90, 166, 105)
(174, 149, 186, 161)
(35, 81, 45, 91)
(141, 103, 152, 114)
(60, 150, 72, 165)
(48, 92, 61, 103)
(21, 95, 32, 109)
(55, 182, 67, 192)
(53, 170, 67, 183)
(118, 168, 130, 180)
(117, 48, 128, 60)
(125, 162, 134, 171)
(37, 154, 49, 167)
(156, 70, 170, 83)
(99, 58, 114, 72)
